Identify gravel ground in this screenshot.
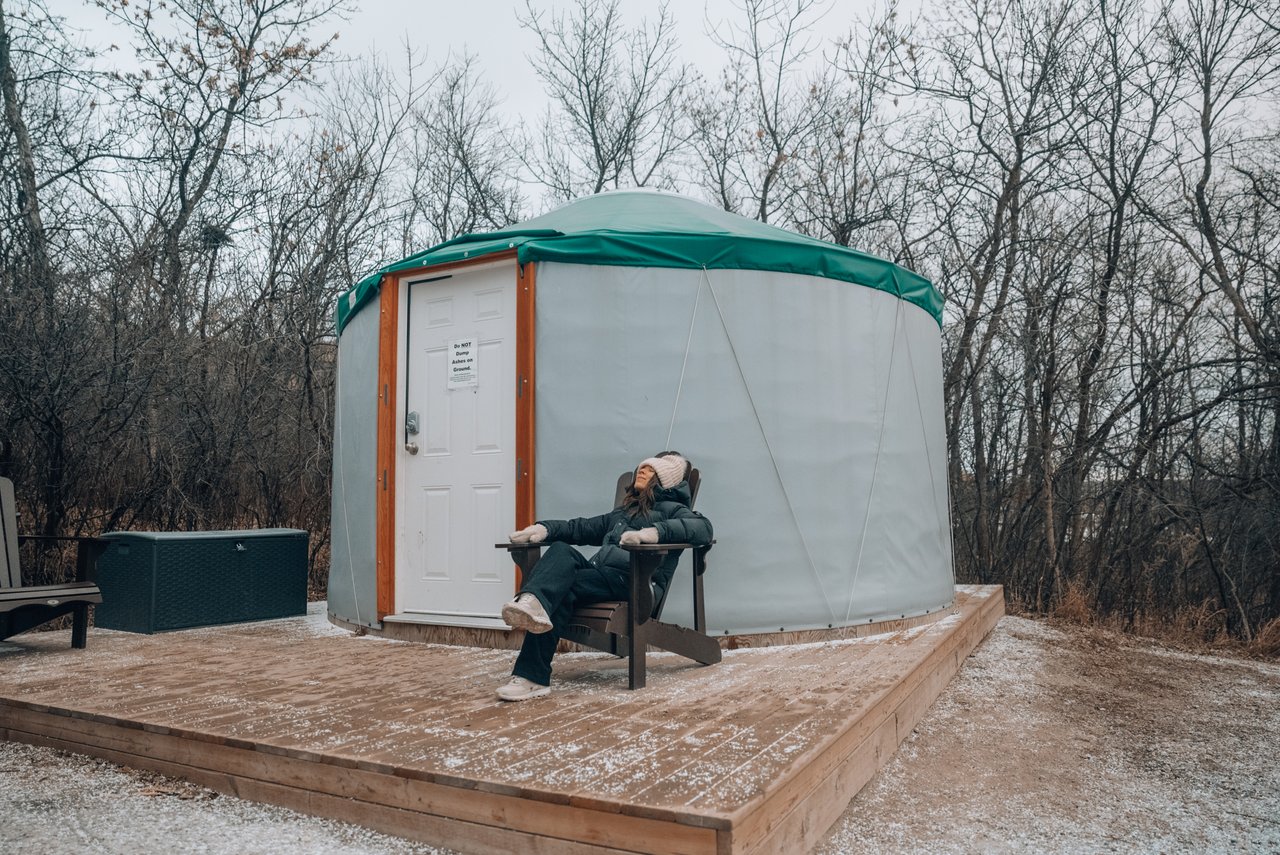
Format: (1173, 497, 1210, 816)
(3, 615, 1278, 854)
(818, 617, 1280, 854)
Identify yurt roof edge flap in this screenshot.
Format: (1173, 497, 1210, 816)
(334, 191, 942, 334)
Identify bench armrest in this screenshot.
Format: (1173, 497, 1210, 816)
(17, 535, 110, 583)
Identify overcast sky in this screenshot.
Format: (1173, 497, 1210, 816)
(42, 0, 888, 214)
(46, 0, 861, 124)
(346, 0, 753, 114)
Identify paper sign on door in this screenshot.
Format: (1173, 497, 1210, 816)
(447, 337, 479, 389)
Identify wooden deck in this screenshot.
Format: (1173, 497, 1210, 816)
(0, 585, 1003, 855)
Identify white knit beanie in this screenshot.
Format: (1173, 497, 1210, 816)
(638, 454, 688, 489)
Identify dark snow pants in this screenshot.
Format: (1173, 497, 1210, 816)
(512, 541, 629, 686)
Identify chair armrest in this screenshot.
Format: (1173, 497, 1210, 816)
(494, 542, 544, 580)
(622, 541, 715, 574)
(619, 540, 715, 553)
(619, 542, 694, 552)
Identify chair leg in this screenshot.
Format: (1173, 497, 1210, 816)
(627, 551, 665, 690)
(71, 604, 89, 649)
(628, 624, 646, 690)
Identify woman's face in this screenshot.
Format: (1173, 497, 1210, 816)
(634, 464, 656, 490)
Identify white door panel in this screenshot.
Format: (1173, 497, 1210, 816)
(396, 263, 516, 625)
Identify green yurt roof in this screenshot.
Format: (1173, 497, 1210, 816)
(336, 190, 941, 333)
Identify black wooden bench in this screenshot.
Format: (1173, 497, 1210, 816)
(498, 469, 720, 689)
(0, 477, 106, 648)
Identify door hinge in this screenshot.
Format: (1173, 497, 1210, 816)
(517, 374, 524, 398)
(517, 458, 524, 481)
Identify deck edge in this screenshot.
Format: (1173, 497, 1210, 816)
(0, 706, 721, 855)
(723, 585, 1005, 855)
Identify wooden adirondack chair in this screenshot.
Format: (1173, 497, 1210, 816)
(0, 477, 106, 648)
(497, 468, 720, 689)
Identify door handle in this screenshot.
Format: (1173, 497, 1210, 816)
(405, 442, 419, 455)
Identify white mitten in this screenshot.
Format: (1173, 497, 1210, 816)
(619, 527, 659, 545)
(509, 523, 548, 544)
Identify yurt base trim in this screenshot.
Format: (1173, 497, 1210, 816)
(3, 586, 1003, 855)
(329, 598, 960, 652)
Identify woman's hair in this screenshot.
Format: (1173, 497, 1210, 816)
(621, 450, 691, 519)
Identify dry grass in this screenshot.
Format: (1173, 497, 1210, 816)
(1027, 581, 1280, 661)
(1051, 581, 1093, 624)
(1249, 616, 1280, 658)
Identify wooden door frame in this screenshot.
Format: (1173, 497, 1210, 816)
(374, 252, 535, 622)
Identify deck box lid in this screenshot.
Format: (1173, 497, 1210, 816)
(101, 528, 307, 541)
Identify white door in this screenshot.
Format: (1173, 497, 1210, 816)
(396, 262, 516, 626)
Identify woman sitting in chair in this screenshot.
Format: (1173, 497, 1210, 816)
(497, 451, 713, 701)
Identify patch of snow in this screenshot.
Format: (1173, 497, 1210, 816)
(0, 740, 459, 855)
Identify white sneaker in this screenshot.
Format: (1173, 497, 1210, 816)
(496, 675, 551, 702)
(501, 593, 553, 634)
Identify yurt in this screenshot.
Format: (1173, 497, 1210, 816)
(327, 190, 953, 640)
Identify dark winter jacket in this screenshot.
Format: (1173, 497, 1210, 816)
(538, 480, 713, 595)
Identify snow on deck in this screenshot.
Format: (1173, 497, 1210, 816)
(0, 588, 1004, 854)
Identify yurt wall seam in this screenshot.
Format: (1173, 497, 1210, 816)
(664, 269, 706, 449)
(705, 278, 838, 624)
(845, 297, 903, 623)
(906, 305, 957, 588)
(334, 354, 363, 626)
(902, 311, 958, 588)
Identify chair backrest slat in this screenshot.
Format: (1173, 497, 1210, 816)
(612, 471, 632, 509)
(0, 477, 21, 589)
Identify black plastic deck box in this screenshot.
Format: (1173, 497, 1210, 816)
(94, 529, 309, 633)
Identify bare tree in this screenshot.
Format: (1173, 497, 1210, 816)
(519, 0, 692, 200)
(0, 0, 52, 301)
(791, 3, 909, 250)
(1044, 0, 1180, 586)
(1152, 0, 1280, 365)
(1122, 0, 1280, 636)
(2, 0, 1280, 639)
(400, 55, 523, 248)
(0, 0, 117, 546)
(898, 0, 1087, 577)
(102, 0, 347, 327)
(693, 0, 828, 222)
